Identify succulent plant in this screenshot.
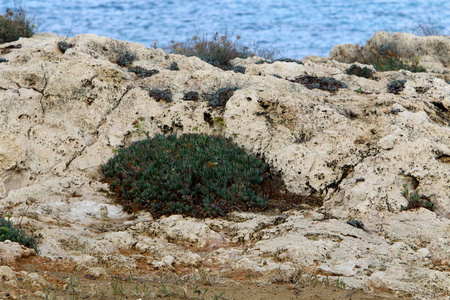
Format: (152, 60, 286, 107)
(102, 133, 268, 218)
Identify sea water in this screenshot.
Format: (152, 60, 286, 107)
(2, 0, 449, 58)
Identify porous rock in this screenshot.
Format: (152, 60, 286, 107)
(0, 241, 37, 264)
(0, 32, 449, 299)
(331, 31, 450, 74)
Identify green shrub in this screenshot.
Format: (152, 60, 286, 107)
(289, 76, 347, 92)
(0, 7, 35, 43)
(400, 184, 435, 211)
(0, 217, 38, 253)
(102, 133, 268, 218)
(0, 58, 8, 63)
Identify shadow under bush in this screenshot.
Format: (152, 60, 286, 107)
(102, 134, 268, 218)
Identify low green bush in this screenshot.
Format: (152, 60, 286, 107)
(102, 133, 268, 218)
(0, 7, 35, 43)
(0, 217, 38, 253)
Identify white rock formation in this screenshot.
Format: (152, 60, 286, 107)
(0, 31, 449, 299)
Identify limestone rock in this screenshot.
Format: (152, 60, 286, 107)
(0, 241, 36, 264)
(23, 273, 48, 289)
(331, 31, 450, 74)
(0, 266, 18, 287)
(0, 32, 449, 299)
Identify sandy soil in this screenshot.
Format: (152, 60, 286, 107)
(1, 256, 409, 300)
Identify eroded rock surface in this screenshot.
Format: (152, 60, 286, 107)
(0, 32, 449, 299)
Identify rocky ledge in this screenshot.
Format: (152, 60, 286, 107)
(0, 31, 449, 299)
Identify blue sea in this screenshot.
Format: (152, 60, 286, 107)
(2, 0, 449, 58)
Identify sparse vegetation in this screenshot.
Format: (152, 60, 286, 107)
(166, 32, 277, 70)
(367, 46, 426, 73)
(0, 57, 8, 63)
(0, 7, 35, 44)
(414, 18, 443, 36)
(289, 75, 347, 92)
(0, 216, 38, 253)
(167, 33, 251, 70)
(102, 132, 268, 218)
(401, 184, 436, 211)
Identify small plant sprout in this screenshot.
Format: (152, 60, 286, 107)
(401, 184, 436, 211)
(211, 116, 226, 131)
